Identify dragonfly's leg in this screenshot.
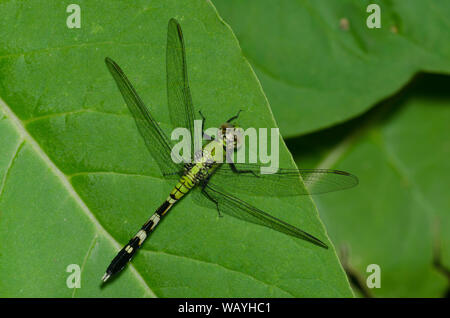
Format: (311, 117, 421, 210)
(198, 110, 206, 128)
(201, 178, 223, 218)
(228, 162, 259, 177)
(201, 187, 223, 218)
(226, 110, 242, 123)
(198, 110, 212, 139)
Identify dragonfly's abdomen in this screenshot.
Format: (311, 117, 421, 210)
(103, 200, 172, 280)
(168, 173, 197, 203)
(168, 158, 215, 204)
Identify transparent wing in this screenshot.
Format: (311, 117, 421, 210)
(196, 182, 327, 248)
(210, 163, 358, 196)
(166, 18, 195, 149)
(105, 57, 182, 177)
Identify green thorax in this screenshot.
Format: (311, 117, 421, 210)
(168, 139, 228, 202)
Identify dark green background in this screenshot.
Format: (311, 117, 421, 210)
(214, 0, 450, 297)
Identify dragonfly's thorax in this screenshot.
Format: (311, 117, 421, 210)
(203, 140, 225, 163)
(183, 140, 222, 183)
(169, 136, 240, 206)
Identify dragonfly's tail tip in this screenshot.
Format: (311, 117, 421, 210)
(101, 272, 111, 283)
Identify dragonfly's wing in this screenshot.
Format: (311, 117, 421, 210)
(166, 19, 195, 150)
(210, 163, 358, 196)
(196, 182, 327, 248)
(105, 57, 183, 177)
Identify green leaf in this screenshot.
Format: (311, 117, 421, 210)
(213, 0, 450, 137)
(292, 74, 450, 297)
(0, 0, 351, 297)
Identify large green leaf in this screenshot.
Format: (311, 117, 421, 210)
(0, 0, 351, 297)
(291, 74, 450, 297)
(213, 0, 450, 137)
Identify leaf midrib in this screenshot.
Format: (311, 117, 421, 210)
(0, 96, 157, 297)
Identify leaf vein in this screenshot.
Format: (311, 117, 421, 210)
(0, 140, 24, 200)
(142, 249, 295, 297)
(0, 96, 157, 297)
(72, 234, 98, 298)
(0, 41, 153, 61)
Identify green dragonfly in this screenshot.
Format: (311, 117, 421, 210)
(102, 18, 358, 282)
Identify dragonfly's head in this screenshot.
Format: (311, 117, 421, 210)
(219, 123, 244, 151)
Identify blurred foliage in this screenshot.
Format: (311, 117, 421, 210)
(214, 0, 450, 297)
(213, 0, 450, 137)
(289, 74, 450, 297)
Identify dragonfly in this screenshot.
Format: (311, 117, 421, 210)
(101, 18, 358, 283)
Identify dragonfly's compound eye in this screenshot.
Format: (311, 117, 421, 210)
(233, 127, 244, 150)
(219, 123, 243, 151)
(224, 127, 243, 151)
(220, 123, 233, 136)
